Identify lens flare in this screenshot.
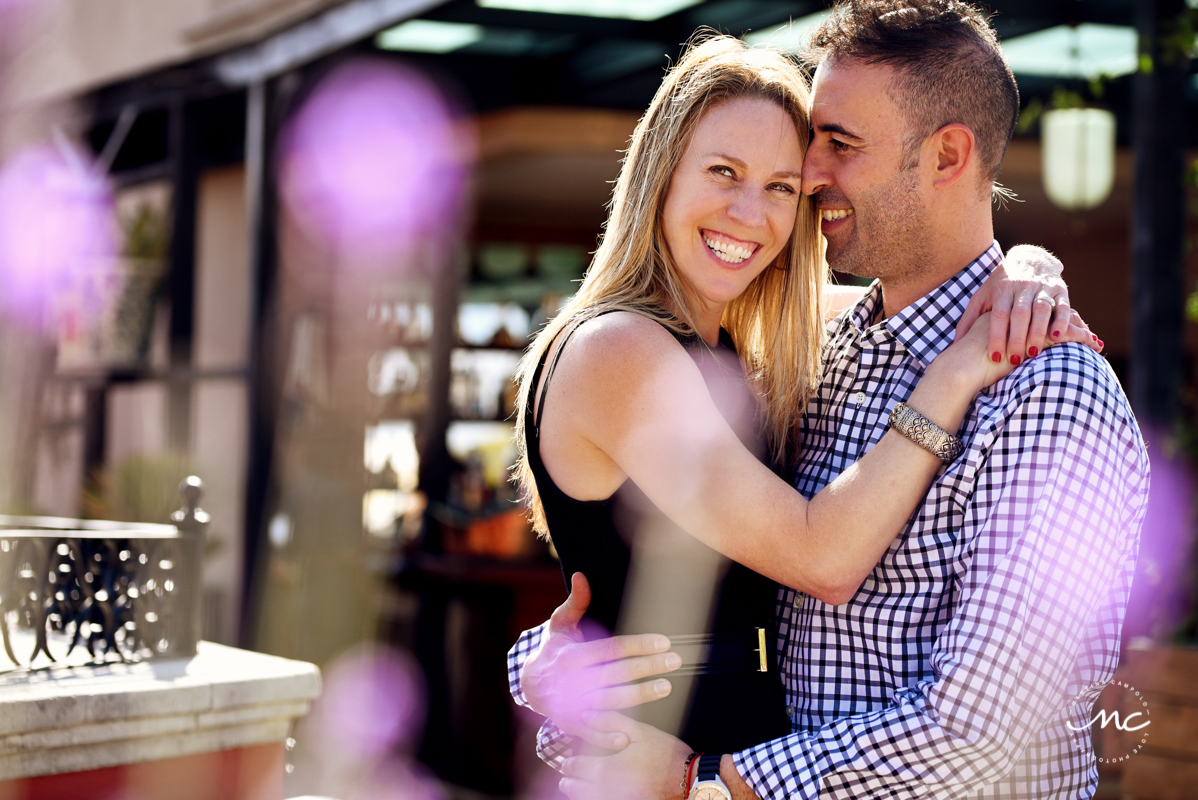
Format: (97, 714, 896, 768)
(349, 759, 447, 800)
(319, 644, 427, 759)
(0, 0, 36, 40)
(1123, 441, 1193, 640)
(279, 59, 474, 263)
(0, 144, 118, 328)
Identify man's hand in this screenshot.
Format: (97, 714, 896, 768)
(522, 573, 683, 750)
(955, 244, 1100, 364)
(559, 711, 693, 800)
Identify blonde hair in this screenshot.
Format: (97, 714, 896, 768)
(513, 32, 827, 536)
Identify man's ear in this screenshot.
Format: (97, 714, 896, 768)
(929, 123, 975, 189)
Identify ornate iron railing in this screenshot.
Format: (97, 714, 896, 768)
(0, 477, 208, 669)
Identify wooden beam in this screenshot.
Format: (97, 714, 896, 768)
(239, 78, 278, 648)
(1130, 0, 1189, 430)
(214, 0, 445, 85)
(168, 98, 200, 452)
(476, 106, 639, 161)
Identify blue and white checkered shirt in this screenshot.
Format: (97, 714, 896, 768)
(507, 243, 1150, 799)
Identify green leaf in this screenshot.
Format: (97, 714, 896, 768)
(1186, 289, 1198, 323)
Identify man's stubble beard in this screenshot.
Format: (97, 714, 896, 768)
(824, 165, 934, 286)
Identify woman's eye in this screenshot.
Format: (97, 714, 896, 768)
(711, 165, 735, 178)
(770, 183, 797, 194)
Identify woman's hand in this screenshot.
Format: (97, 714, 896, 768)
(954, 245, 1103, 364)
(939, 310, 1099, 392)
(908, 309, 1096, 463)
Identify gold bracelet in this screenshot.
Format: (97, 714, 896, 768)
(888, 402, 965, 463)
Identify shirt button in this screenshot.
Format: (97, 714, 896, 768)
(786, 705, 796, 721)
(853, 391, 867, 406)
(793, 596, 801, 608)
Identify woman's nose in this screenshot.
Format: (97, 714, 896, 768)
(727, 188, 767, 227)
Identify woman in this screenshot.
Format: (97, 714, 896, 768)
(511, 34, 1093, 756)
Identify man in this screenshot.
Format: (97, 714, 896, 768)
(508, 1, 1149, 797)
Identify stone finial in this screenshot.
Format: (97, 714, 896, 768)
(179, 476, 203, 512)
(173, 476, 211, 529)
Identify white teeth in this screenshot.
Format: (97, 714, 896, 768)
(703, 235, 756, 264)
(821, 209, 854, 221)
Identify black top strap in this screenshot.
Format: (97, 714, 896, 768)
(534, 310, 621, 435)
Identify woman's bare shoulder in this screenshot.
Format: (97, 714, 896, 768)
(551, 312, 696, 404)
(537, 312, 698, 453)
(567, 311, 687, 364)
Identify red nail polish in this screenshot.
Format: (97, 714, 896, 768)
(1092, 334, 1097, 341)
(1052, 330, 1061, 339)
(1010, 354, 1022, 366)
(1028, 346, 1038, 357)
(1098, 339, 1104, 349)
(991, 351, 1002, 363)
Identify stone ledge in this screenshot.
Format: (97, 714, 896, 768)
(0, 641, 320, 781)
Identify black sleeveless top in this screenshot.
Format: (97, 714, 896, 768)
(525, 315, 790, 753)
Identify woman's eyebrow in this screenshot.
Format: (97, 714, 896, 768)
(706, 152, 801, 179)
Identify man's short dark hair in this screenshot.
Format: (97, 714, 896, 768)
(807, 0, 1020, 187)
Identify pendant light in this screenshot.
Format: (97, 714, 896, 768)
(1041, 107, 1116, 210)
(1039, 25, 1116, 211)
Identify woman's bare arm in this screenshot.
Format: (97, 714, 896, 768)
(545, 311, 1050, 604)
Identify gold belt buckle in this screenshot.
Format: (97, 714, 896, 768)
(754, 627, 768, 672)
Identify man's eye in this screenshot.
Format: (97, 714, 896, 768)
(830, 139, 850, 152)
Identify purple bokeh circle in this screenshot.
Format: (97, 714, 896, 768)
(0, 144, 118, 328)
(279, 60, 474, 262)
(319, 644, 427, 759)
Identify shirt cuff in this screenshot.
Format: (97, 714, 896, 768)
(733, 731, 820, 800)
(536, 718, 578, 771)
(507, 621, 549, 709)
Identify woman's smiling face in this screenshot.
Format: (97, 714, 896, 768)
(661, 96, 803, 327)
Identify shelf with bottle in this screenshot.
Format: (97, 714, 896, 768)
(472, 241, 585, 286)
(363, 240, 587, 563)
(364, 417, 550, 562)
(368, 346, 520, 423)
(366, 294, 435, 348)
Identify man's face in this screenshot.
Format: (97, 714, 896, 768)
(802, 59, 933, 282)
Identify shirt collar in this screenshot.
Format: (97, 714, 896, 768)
(842, 241, 1003, 368)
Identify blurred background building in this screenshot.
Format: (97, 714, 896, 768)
(0, 1, 1195, 798)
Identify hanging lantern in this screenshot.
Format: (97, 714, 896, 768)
(1041, 108, 1116, 211)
